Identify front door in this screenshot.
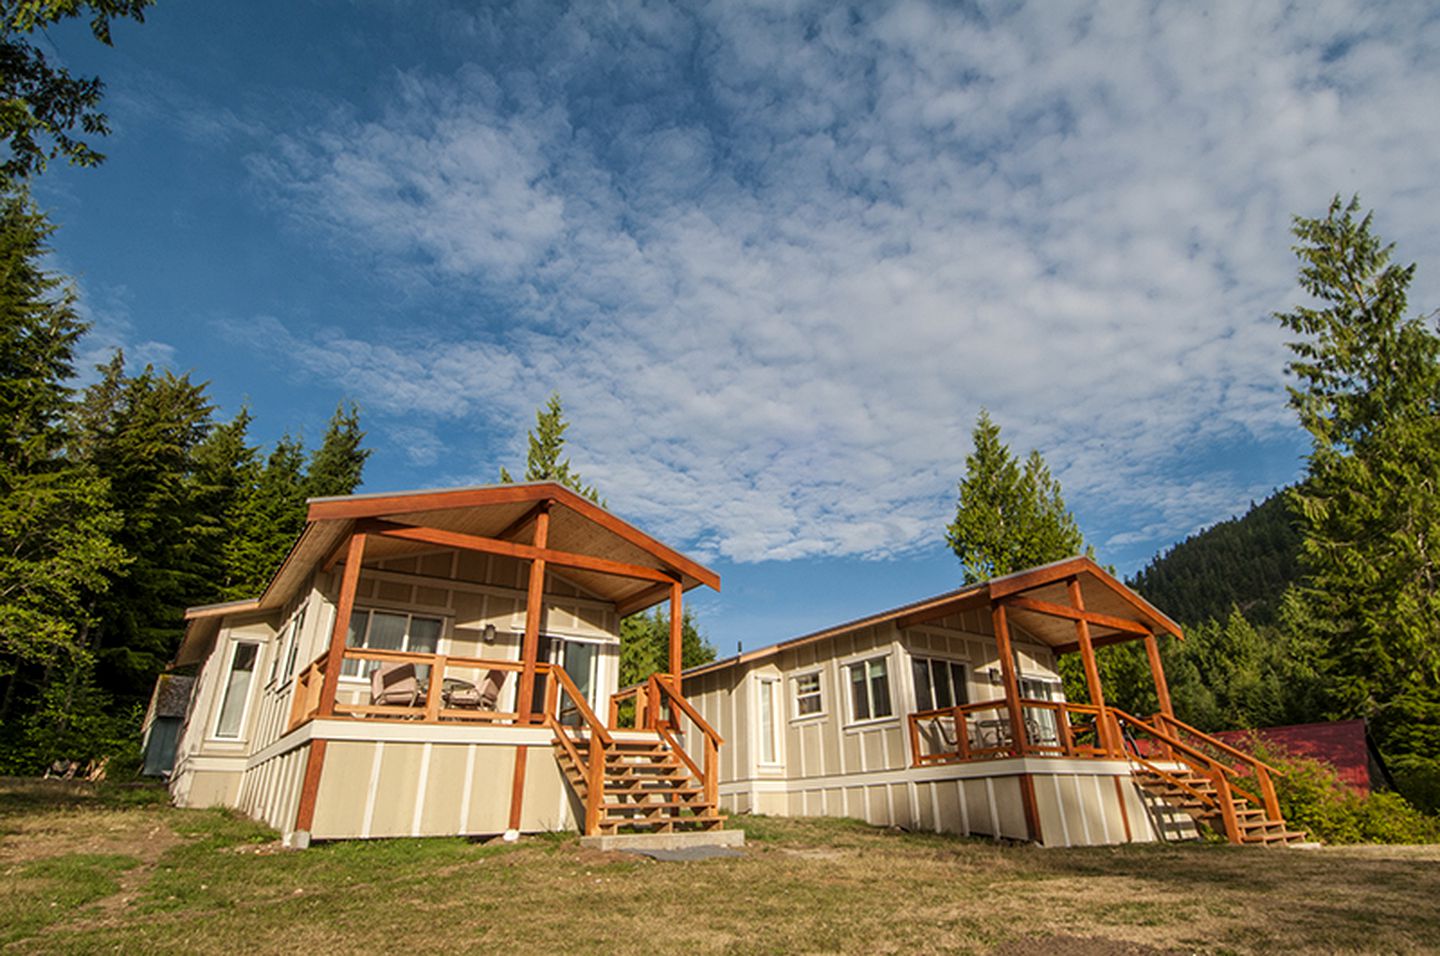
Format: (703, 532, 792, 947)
(536, 636, 600, 726)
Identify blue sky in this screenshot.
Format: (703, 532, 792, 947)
(32, 1, 1440, 655)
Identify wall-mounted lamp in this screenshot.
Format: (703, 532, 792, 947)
(483, 623, 497, 644)
(984, 667, 1002, 684)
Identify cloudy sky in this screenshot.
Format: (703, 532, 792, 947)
(38, 0, 1440, 652)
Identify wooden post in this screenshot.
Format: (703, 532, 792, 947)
(1067, 578, 1113, 756)
(669, 579, 684, 696)
(1144, 632, 1174, 721)
(585, 732, 605, 835)
(424, 654, 446, 722)
(514, 503, 551, 725)
(292, 738, 328, 842)
(990, 604, 1029, 757)
(317, 533, 366, 717)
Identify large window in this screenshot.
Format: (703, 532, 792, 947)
(214, 641, 260, 739)
(846, 657, 892, 722)
(270, 607, 307, 686)
(912, 656, 969, 711)
(793, 672, 823, 718)
(341, 609, 443, 679)
(757, 677, 780, 765)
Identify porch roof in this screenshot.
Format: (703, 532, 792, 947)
(682, 556, 1182, 680)
(176, 482, 719, 663)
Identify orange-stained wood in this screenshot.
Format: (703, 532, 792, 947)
(615, 581, 677, 618)
(507, 745, 529, 832)
(1019, 773, 1043, 844)
(999, 594, 1152, 637)
(306, 482, 720, 591)
(293, 738, 328, 834)
(1053, 630, 1157, 655)
(1144, 633, 1174, 719)
(892, 589, 991, 631)
(494, 499, 553, 542)
(668, 580, 683, 693)
(514, 505, 551, 725)
(1068, 577, 1113, 755)
(987, 557, 1096, 600)
(359, 518, 680, 585)
(1113, 776, 1133, 843)
(317, 534, 366, 717)
(990, 604, 1029, 757)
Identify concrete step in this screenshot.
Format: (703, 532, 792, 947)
(580, 828, 744, 852)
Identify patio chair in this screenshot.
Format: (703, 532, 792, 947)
(370, 662, 423, 708)
(443, 669, 508, 711)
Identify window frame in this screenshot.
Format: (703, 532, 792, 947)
(910, 654, 970, 713)
(755, 675, 783, 767)
(790, 670, 825, 721)
(211, 638, 263, 741)
(339, 607, 448, 682)
(842, 654, 895, 727)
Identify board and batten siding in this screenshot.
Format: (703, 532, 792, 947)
(684, 612, 1168, 846)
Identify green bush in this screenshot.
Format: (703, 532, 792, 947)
(1238, 737, 1440, 844)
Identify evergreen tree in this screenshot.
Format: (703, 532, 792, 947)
(185, 407, 258, 603)
(1276, 195, 1440, 809)
(500, 393, 602, 504)
(0, 187, 124, 731)
(618, 608, 717, 688)
(304, 401, 369, 499)
(945, 410, 1085, 584)
(221, 435, 306, 599)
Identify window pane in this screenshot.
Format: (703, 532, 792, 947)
(951, 662, 969, 705)
(931, 659, 953, 709)
(284, 610, 304, 680)
(408, 616, 442, 654)
(368, 612, 408, 651)
(912, 658, 933, 711)
(850, 664, 869, 721)
(342, 610, 369, 678)
(869, 659, 892, 718)
(759, 680, 776, 763)
(215, 643, 259, 738)
(795, 673, 821, 716)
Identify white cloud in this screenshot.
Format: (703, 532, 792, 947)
(243, 0, 1440, 567)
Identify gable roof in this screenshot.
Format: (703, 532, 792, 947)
(683, 555, 1181, 681)
(175, 482, 719, 664)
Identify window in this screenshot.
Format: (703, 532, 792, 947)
(270, 607, 307, 686)
(757, 677, 780, 764)
(341, 610, 443, 679)
(846, 657, 892, 722)
(912, 656, 969, 711)
(793, 672, 823, 718)
(214, 641, 260, 739)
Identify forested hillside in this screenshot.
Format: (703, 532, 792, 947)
(1128, 491, 1301, 626)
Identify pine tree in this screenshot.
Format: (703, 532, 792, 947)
(186, 407, 259, 603)
(0, 186, 125, 762)
(221, 435, 306, 599)
(945, 410, 1085, 584)
(618, 608, 717, 689)
(304, 401, 369, 499)
(500, 393, 602, 504)
(1276, 195, 1440, 809)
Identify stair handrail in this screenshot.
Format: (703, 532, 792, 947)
(649, 673, 723, 811)
(1147, 712, 1283, 821)
(548, 665, 613, 747)
(1108, 709, 1265, 811)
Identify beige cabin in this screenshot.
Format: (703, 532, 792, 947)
(167, 482, 726, 846)
(675, 557, 1306, 847)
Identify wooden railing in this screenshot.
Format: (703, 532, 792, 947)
(1145, 711, 1282, 822)
(908, 698, 1111, 765)
(607, 682, 651, 730)
(285, 646, 559, 731)
(543, 664, 614, 835)
(647, 673, 723, 812)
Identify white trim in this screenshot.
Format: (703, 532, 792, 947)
(839, 651, 897, 727)
(716, 756, 1137, 793)
(755, 675, 783, 769)
(361, 742, 385, 838)
(411, 743, 433, 836)
(339, 606, 451, 683)
(985, 778, 1000, 837)
(209, 638, 264, 742)
(789, 670, 826, 722)
(460, 744, 476, 834)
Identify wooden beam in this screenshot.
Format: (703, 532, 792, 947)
(494, 499, 553, 542)
(990, 604, 1029, 757)
(293, 738, 328, 838)
(1068, 578, 1114, 756)
(669, 580, 683, 694)
(615, 581, 675, 618)
(1145, 632, 1175, 720)
(317, 533, 366, 717)
(1019, 773, 1043, 844)
(893, 588, 991, 630)
(507, 745, 529, 832)
(987, 557, 1094, 600)
(514, 505, 551, 724)
(1053, 631, 1149, 655)
(358, 518, 681, 585)
(999, 595, 1152, 637)
(307, 482, 720, 592)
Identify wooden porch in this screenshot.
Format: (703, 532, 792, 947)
(901, 557, 1306, 846)
(277, 482, 724, 839)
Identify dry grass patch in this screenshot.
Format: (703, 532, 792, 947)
(2, 780, 1437, 954)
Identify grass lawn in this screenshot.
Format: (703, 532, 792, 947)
(2, 778, 1437, 954)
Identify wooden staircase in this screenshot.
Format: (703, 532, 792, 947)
(1131, 765, 1306, 845)
(553, 730, 724, 836)
(1112, 709, 1307, 846)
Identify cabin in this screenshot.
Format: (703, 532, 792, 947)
(672, 557, 1306, 847)
(166, 482, 733, 848)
